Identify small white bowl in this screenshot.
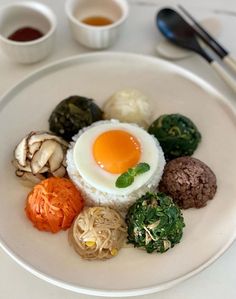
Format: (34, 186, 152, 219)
(65, 0, 129, 49)
(0, 2, 57, 64)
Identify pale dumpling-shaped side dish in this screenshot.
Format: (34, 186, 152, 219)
(103, 89, 152, 128)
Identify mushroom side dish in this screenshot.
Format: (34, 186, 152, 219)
(13, 131, 68, 184)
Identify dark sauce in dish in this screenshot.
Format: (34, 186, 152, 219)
(81, 16, 113, 26)
(8, 27, 43, 42)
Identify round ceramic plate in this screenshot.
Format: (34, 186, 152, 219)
(1, 53, 236, 297)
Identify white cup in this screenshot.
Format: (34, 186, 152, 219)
(65, 0, 129, 49)
(0, 2, 57, 64)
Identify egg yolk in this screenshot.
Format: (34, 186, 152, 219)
(93, 130, 141, 174)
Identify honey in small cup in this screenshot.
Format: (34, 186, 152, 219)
(65, 0, 129, 49)
(81, 16, 113, 27)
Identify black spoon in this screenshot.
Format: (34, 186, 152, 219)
(156, 8, 236, 93)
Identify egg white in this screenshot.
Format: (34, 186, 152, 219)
(72, 120, 163, 195)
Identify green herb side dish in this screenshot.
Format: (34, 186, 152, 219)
(49, 95, 103, 141)
(148, 113, 201, 160)
(126, 192, 185, 253)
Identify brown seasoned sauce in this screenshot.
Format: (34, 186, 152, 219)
(82, 16, 113, 26)
(8, 27, 43, 42)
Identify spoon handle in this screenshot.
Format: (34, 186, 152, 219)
(211, 61, 236, 93)
(223, 55, 236, 74)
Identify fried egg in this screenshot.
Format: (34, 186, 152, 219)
(71, 120, 165, 196)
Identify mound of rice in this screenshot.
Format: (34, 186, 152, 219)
(66, 120, 166, 211)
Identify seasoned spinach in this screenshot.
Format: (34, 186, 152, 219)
(126, 192, 185, 253)
(148, 114, 201, 160)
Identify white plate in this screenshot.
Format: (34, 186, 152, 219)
(1, 53, 236, 297)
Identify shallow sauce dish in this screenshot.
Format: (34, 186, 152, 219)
(1, 53, 236, 296)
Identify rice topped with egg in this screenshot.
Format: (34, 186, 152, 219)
(66, 120, 165, 211)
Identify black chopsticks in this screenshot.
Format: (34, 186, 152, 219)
(178, 4, 236, 74)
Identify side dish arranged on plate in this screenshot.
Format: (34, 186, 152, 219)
(12, 88, 217, 260)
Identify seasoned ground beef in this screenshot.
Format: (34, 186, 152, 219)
(158, 157, 217, 209)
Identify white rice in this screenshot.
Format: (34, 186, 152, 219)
(66, 120, 166, 212)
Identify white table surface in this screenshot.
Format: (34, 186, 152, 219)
(1, 0, 236, 298)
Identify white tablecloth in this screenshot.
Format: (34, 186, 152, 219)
(0, 1, 236, 298)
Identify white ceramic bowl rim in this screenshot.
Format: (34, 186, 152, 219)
(0, 1, 57, 46)
(65, 0, 129, 30)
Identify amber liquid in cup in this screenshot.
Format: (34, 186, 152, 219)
(82, 16, 113, 26)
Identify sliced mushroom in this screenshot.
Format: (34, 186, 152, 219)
(12, 159, 32, 172)
(28, 132, 68, 148)
(20, 172, 45, 186)
(27, 141, 41, 159)
(15, 170, 25, 177)
(14, 137, 27, 167)
(38, 166, 50, 173)
(52, 165, 66, 177)
(31, 140, 58, 174)
(15, 169, 45, 186)
(13, 131, 68, 184)
(48, 143, 64, 172)
(62, 156, 67, 167)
